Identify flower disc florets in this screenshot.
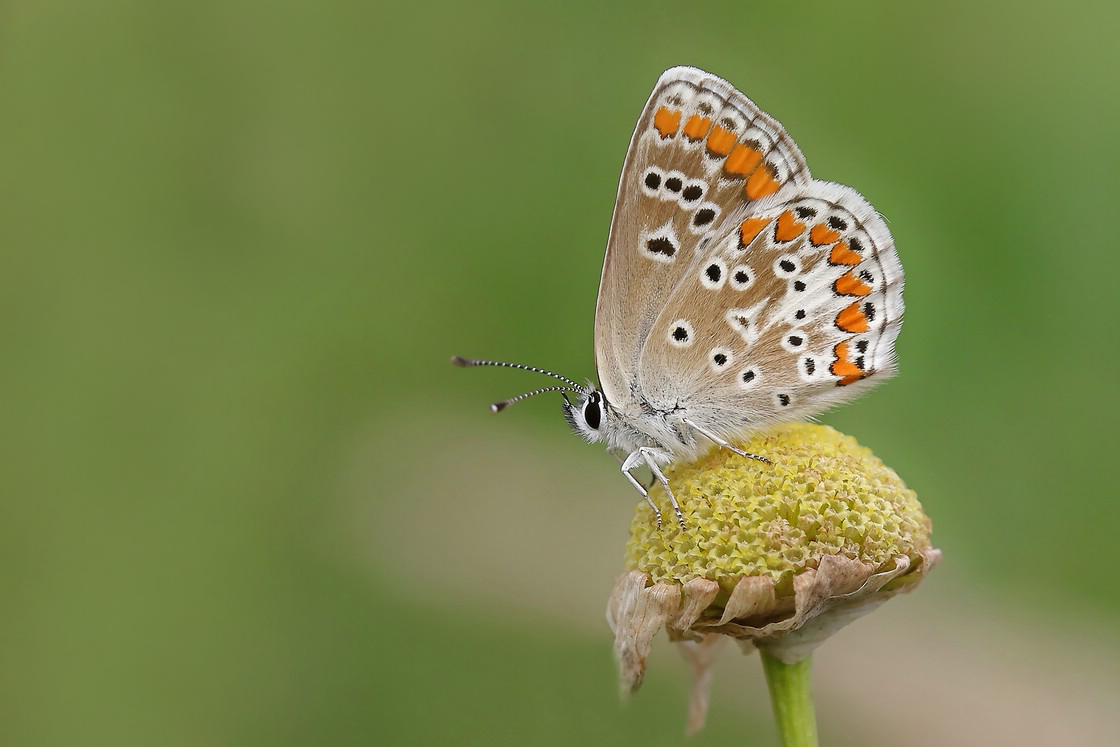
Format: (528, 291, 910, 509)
(628, 423, 933, 594)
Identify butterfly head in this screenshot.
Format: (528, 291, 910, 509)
(562, 388, 608, 444)
(451, 356, 605, 436)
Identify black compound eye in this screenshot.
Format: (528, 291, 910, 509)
(583, 398, 601, 430)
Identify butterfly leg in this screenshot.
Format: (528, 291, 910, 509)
(621, 464, 663, 529)
(683, 419, 771, 464)
(612, 451, 654, 489)
(637, 448, 687, 530)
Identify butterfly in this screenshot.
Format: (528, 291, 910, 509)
(454, 66, 904, 529)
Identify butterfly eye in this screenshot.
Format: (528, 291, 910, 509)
(583, 397, 602, 430)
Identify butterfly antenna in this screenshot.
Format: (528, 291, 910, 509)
(450, 356, 586, 392)
(489, 385, 583, 413)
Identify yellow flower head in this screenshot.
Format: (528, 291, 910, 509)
(627, 423, 933, 595)
(607, 424, 940, 732)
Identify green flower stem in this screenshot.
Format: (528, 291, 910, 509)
(760, 650, 818, 747)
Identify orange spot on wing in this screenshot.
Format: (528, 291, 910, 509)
(834, 271, 872, 297)
(654, 107, 682, 138)
(832, 363, 864, 378)
(829, 241, 863, 266)
(835, 302, 870, 333)
(683, 115, 713, 141)
(837, 374, 865, 386)
(810, 224, 841, 246)
(739, 218, 771, 247)
(830, 341, 864, 378)
(745, 164, 781, 199)
(706, 125, 736, 156)
(724, 144, 763, 177)
(775, 211, 806, 242)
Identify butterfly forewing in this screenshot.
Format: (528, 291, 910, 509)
(594, 67, 812, 409)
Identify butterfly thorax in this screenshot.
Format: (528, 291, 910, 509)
(615, 406, 699, 457)
(573, 387, 701, 460)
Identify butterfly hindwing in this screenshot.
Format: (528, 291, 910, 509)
(637, 180, 904, 440)
(594, 67, 812, 408)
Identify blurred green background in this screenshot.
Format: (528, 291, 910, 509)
(2, 1, 1118, 745)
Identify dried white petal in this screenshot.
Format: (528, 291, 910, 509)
(673, 577, 720, 630)
(607, 571, 680, 695)
(677, 634, 727, 736)
(718, 575, 777, 624)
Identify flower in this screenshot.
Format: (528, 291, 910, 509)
(606, 423, 940, 733)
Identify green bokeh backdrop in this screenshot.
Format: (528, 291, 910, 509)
(2, 1, 1117, 745)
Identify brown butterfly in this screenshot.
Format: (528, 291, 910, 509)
(455, 67, 904, 528)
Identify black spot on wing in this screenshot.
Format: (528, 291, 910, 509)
(693, 208, 715, 227)
(647, 237, 676, 257)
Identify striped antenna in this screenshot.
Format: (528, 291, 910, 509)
(450, 356, 586, 392)
(489, 385, 582, 413)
